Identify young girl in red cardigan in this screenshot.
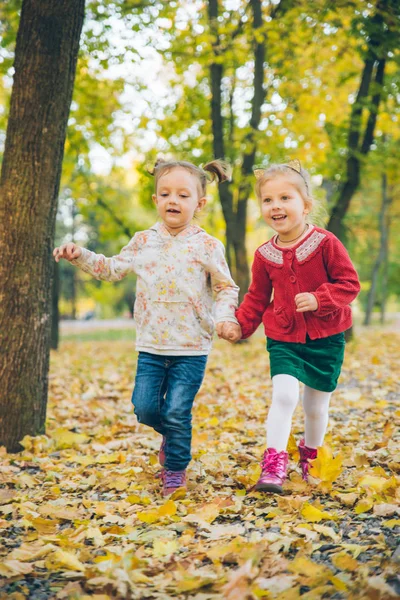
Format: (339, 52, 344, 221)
(220, 160, 360, 493)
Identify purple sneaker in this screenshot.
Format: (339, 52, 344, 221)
(161, 469, 186, 496)
(254, 448, 289, 494)
(159, 436, 166, 467)
(298, 439, 317, 481)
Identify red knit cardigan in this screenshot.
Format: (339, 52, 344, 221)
(236, 226, 360, 343)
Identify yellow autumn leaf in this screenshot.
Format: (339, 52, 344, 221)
(308, 445, 343, 483)
(153, 538, 179, 558)
(358, 474, 397, 493)
(17, 473, 37, 488)
(45, 549, 85, 572)
(287, 433, 300, 461)
(358, 475, 389, 493)
(24, 516, 59, 534)
(331, 551, 359, 571)
(108, 476, 130, 491)
(137, 509, 160, 524)
(170, 487, 187, 500)
(340, 544, 367, 558)
(385, 519, 400, 529)
(312, 524, 340, 542)
(0, 560, 34, 577)
(287, 555, 331, 581)
(383, 420, 395, 440)
(51, 428, 90, 449)
(183, 502, 221, 525)
(301, 503, 337, 523)
(158, 499, 177, 517)
(176, 575, 216, 593)
(127, 494, 151, 505)
(96, 452, 124, 464)
(354, 498, 374, 514)
(85, 526, 105, 547)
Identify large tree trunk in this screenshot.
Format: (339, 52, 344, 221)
(51, 261, 60, 350)
(0, 0, 85, 452)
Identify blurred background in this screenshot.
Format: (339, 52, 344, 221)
(1, 0, 399, 343)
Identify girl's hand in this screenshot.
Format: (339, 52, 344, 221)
(216, 322, 242, 343)
(53, 243, 82, 263)
(295, 292, 318, 312)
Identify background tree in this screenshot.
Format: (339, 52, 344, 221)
(327, 0, 399, 240)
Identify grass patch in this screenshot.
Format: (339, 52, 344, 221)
(60, 328, 136, 343)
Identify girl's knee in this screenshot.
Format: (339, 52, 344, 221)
(133, 404, 157, 427)
(272, 388, 298, 410)
(303, 403, 329, 420)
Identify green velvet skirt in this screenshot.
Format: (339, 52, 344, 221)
(267, 333, 346, 393)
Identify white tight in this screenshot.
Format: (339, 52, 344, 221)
(266, 374, 331, 452)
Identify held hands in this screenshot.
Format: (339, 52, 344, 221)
(53, 243, 82, 263)
(216, 322, 242, 343)
(295, 292, 318, 312)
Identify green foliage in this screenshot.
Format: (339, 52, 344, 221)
(1, 0, 400, 315)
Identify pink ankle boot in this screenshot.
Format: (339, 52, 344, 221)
(298, 439, 317, 481)
(161, 469, 187, 496)
(254, 448, 289, 494)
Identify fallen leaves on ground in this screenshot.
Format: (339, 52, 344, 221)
(0, 330, 399, 599)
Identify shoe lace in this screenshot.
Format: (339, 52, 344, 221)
(261, 452, 284, 472)
(163, 470, 185, 487)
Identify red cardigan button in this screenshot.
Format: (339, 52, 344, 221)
(287, 251, 293, 259)
(289, 275, 296, 283)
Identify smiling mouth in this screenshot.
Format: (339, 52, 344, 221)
(272, 215, 287, 221)
(167, 209, 181, 214)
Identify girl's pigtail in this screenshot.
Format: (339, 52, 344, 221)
(147, 157, 166, 176)
(203, 160, 232, 184)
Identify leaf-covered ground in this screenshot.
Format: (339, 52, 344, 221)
(0, 330, 399, 600)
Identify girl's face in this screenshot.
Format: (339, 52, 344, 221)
(259, 176, 309, 241)
(153, 167, 207, 235)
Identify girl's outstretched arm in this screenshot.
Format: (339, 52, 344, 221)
(236, 251, 272, 339)
(67, 234, 141, 282)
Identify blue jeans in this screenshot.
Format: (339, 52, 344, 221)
(131, 352, 207, 471)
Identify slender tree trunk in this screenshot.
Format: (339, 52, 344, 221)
(328, 58, 385, 240)
(0, 0, 85, 452)
(364, 172, 392, 325)
(327, 0, 391, 240)
(208, 0, 236, 271)
(380, 203, 390, 324)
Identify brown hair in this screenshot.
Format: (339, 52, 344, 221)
(255, 163, 314, 212)
(149, 158, 231, 196)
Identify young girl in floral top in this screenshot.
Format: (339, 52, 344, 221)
(54, 159, 239, 496)
(220, 161, 360, 494)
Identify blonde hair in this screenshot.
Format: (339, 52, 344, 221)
(255, 163, 314, 212)
(149, 158, 231, 196)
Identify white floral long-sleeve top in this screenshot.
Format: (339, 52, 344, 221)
(72, 222, 239, 355)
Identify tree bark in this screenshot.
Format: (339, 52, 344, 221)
(0, 0, 85, 452)
(208, 0, 269, 298)
(364, 172, 392, 325)
(327, 0, 392, 240)
(51, 261, 60, 350)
